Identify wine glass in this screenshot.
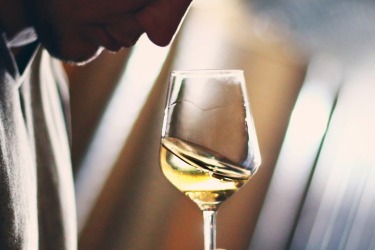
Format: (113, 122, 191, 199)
(160, 69, 261, 250)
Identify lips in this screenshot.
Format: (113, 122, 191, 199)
(103, 28, 123, 52)
(102, 27, 143, 51)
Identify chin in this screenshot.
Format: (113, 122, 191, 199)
(42, 38, 104, 65)
(63, 48, 104, 66)
(50, 47, 104, 66)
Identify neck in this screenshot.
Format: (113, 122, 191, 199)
(0, 0, 31, 39)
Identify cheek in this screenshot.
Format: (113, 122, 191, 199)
(28, 0, 102, 62)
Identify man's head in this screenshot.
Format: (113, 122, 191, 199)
(21, 0, 192, 64)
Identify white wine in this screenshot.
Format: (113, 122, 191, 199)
(160, 137, 254, 211)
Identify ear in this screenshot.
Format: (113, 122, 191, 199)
(136, 0, 192, 46)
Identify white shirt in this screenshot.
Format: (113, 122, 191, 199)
(0, 27, 77, 250)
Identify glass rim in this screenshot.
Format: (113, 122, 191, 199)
(171, 69, 244, 77)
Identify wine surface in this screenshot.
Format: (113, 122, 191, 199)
(160, 137, 253, 211)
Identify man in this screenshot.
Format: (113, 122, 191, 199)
(0, 0, 192, 249)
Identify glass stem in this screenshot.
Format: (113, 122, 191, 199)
(203, 210, 217, 250)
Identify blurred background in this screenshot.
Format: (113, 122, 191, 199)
(64, 0, 375, 249)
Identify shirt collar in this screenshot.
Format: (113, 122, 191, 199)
(6, 27, 38, 48)
(0, 26, 39, 82)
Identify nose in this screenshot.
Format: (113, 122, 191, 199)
(136, 0, 192, 46)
